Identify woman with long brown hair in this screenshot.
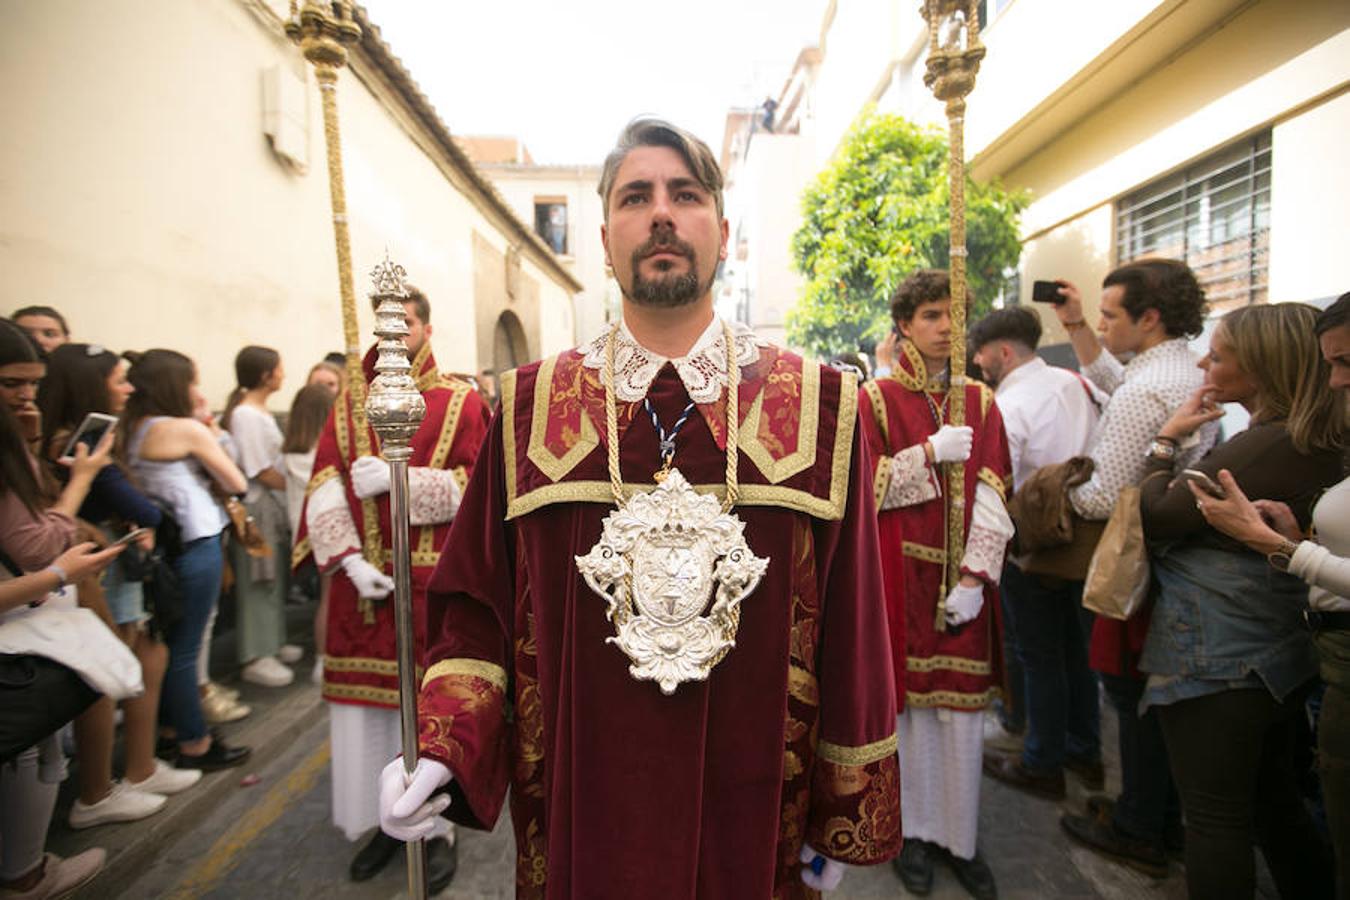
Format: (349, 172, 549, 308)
(1138, 302, 1343, 897)
(124, 349, 251, 770)
(39, 344, 203, 817)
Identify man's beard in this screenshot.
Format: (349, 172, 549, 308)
(625, 231, 709, 308)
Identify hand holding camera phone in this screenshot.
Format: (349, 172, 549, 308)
(1031, 280, 1065, 305)
(111, 527, 152, 548)
(59, 412, 118, 462)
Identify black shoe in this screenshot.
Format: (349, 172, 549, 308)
(1060, 813, 1168, 878)
(426, 838, 458, 894)
(983, 752, 1066, 801)
(350, 830, 401, 882)
(1083, 795, 1184, 859)
(1064, 755, 1105, 790)
(891, 839, 935, 895)
(175, 739, 251, 772)
(947, 851, 998, 900)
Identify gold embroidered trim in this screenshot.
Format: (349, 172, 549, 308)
(410, 341, 437, 393)
(828, 371, 859, 518)
(324, 682, 399, 705)
(862, 380, 888, 449)
(504, 479, 847, 522)
(906, 655, 992, 675)
(905, 687, 1001, 709)
(740, 362, 819, 485)
(335, 389, 386, 577)
(429, 383, 470, 470)
(380, 547, 440, 568)
(290, 536, 311, 570)
(526, 355, 600, 483)
(788, 665, 819, 707)
(324, 655, 399, 675)
(817, 732, 898, 767)
(501, 368, 520, 507)
(873, 463, 891, 511)
(902, 541, 946, 564)
(450, 465, 468, 493)
(978, 466, 1009, 501)
(306, 465, 340, 496)
(888, 341, 928, 393)
(422, 658, 508, 692)
(976, 381, 994, 417)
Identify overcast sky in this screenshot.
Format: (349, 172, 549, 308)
(360, 0, 824, 165)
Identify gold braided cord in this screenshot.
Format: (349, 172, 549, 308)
(937, 97, 969, 633)
(603, 321, 739, 513)
(315, 65, 380, 573)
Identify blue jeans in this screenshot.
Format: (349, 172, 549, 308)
(159, 533, 223, 743)
(1102, 671, 1180, 844)
(1002, 563, 1099, 772)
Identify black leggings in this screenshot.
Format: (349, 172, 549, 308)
(1159, 685, 1333, 900)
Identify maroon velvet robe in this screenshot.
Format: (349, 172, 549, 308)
(858, 344, 1013, 711)
(418, 343, 901, 899)
(293, 343, 490, 708)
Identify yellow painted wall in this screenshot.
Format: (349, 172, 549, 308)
(0, 0, 575, 408)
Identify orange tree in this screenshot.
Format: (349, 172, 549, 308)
(788, 112, 1027, 359)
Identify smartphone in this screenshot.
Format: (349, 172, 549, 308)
(60, 412, 119, 461)
(111, 527, 152, 548)
(1031, 280, 1065, 304)
(1180, 469, 1226, 499)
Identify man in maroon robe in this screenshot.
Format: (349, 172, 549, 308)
(294, 287, 490, 891)
(859, 270, 1014, 900)
(379, 118, 901, 899)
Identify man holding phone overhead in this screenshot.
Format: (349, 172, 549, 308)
(1043, 260, 1218, 874)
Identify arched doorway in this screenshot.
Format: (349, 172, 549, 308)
(493, 310, 530, 377)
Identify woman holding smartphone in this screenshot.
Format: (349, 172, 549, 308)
(39, 344, 203, 815)
(1135, 302, 1343, 898)
(124, 349, 251, 771)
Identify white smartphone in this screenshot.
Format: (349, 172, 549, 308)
(1180, 468, 1226, 499)
(111, 527, 152, 548)
(59, 412, 119, 461)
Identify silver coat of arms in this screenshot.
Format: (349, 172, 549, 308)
(575, 469, 769, 694)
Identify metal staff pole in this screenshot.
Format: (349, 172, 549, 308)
(285, 2, 384, 567)
(921, 0, 985, 632)
(366, 255, 429, 898)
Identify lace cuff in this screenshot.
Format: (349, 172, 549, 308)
(307, 476, 360, 570)
(879, 444, 941, 511)
(961, 482, 1014, 583)
(408, 467, 463, 526)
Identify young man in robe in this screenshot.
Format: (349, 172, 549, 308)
(294, 288, 490, 892)
(858, 270, 1015, 900)
(379, 118, 902, 899)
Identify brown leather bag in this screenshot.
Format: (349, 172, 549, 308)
(1009, 457, 1104, 581)
(224, 497, 272, 559)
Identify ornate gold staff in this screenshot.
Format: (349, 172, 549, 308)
(921, 0, 985, 630)
(285, 2, 383, 565)
(365, 254, 429, 900)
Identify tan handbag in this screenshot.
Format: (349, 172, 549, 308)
(1081, 485, 1150, 620)
(224, 496, 272, 559)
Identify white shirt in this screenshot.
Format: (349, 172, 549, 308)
(227, 404, 284, 504)
(1070, 338, 1217, 520)
(995, 356, 1102, 492)
(1294, 476, 1350, 612)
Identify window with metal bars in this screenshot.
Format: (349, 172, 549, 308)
(1115, 131, 1271, 313)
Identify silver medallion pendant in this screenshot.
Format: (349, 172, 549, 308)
(575, 469, 769, 695)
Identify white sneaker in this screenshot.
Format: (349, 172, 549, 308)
(68, 782, 166, 829)
(276, 644, 304, 664)
(127, 759, 202, 796)
(3, 850, 106, 899)
(241, 655, 294, 687)
(311, 655, 324, 686)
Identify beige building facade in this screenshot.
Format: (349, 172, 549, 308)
(464, 139, 618, 347)
(1, 0, 581, 408)
(725, 0, 1349, 354)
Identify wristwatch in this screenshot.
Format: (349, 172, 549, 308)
(1146, 439, 1177, 461)
(1268, 539, 1300, 572)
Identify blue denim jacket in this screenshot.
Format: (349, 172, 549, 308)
(1140, 544, 1316, 703)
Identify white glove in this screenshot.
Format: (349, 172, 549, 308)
(350, 455, 392, 499)
(799, 843, 845, 891)
(340, 554, 394, 600)
(379, 756, 453, 842)
(945, 581, 985, 626)
(928, 425, 974, 464)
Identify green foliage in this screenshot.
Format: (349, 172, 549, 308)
(787, 112, 1028, 360)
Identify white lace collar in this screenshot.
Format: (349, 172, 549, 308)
(579, 316, 767, 404)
